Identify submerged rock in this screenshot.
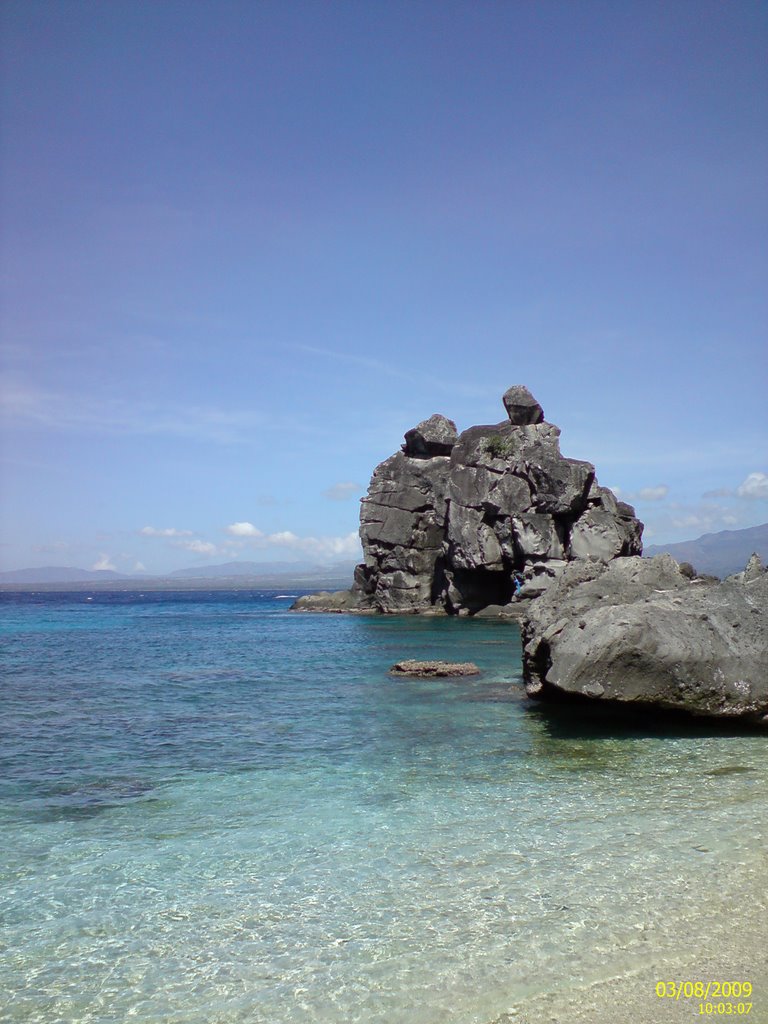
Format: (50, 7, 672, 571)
(389, 660, 480, 677)
(347, 386, 643, 614)
(521, 554, 768, 726)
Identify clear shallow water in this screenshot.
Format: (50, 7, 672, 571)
(1, 591, 766, 1024)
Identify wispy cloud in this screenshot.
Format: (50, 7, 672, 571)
(293, 344, 415, 384)
(0, 377, 271, 444)
(611, 484, 669, 502)
(323, 481, 363, 501)
(268, 530, 361, 559)
(636, 485, 669, 501)
(668, 511, 740, 531)
(291, 344, 490, 400)
(566, 435, 768, 470)
(175, 539, 219, 555)
(225, 521, 361, 560)
(140, 526, 194, 537)
(643, 501, 745, 540)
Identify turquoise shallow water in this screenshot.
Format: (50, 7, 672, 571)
(1, 591, 766, 1024)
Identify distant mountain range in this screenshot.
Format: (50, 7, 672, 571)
(3, 524, 765, 587)
(0, 566, 132, 584)
(644, 523, 768, 578)
(0, 560, 358, 589)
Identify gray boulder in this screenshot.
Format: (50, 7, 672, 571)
(403, 414, 458, 457)
(502, 385, 544, 425)
(521, 555, 768, 725)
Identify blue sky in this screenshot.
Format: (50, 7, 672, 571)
(1, 0, 766, 573)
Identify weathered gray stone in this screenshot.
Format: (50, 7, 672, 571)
(521, 555, 768, 725)
(528, 457, 594, 516)
(502, 385, 544, 425)
(447, 505, 504, 569)
(305, 387, 644, 615)
(449, 464, 502, 509)
(403, 414, 458, 457)
(568, 507, 628, 561)
(485, 472, 533, 515)
(512, 512, 566, 561)
(587, 480, 620, 514)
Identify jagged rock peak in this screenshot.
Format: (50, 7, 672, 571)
(403, 414, 458, 457)
(298, 386, 645, 616)
(743, 553, 766, 582)
(502, 385, 544, 425)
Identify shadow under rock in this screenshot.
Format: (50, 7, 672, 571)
(524, 697, 768, 740)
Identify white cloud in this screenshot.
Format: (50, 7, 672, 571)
(635, 485, 669, 502)
(267, 530, 361, 560)
(736, 471, 768, 500)
(226, 521, 264, 537)
(618, 484, 669, 502)
(92, 553, 117, 571)
(224, 523, 361, 561)
(269, 530, 300, 545)
(323, 481, 363, 501)
(133, 561, 147, 572)
(669, 514, 715, 531)
(140, 526, 194, 537)
(177, 539, 219, 555)
(657, 502, 746, 536)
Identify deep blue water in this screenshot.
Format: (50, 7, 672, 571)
(1, 591, 766, 1024)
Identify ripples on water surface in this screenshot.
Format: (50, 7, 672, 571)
(1, 591, 766, 1023)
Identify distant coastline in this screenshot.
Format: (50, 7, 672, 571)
(0, 575, 353, 594)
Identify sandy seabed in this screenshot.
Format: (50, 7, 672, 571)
(493, 873, 768, 1024)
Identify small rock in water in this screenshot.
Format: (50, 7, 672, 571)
(389, 660, 481, 678)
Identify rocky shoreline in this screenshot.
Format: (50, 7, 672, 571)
(522, 552, 768, 727)
(293, 386, 767, 727)
(294, 386, 642, 616)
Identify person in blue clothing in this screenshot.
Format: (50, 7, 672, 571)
(512, 571, 524, 598)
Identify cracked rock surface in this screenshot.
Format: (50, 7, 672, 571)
(348, 386, 643, 614)
(521, 553, 768, 725)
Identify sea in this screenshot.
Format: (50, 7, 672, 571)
(1, 589, 766, 1024)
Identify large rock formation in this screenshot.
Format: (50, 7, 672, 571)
(349, 387, 643, 614)
(521, 554, 768, 726)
